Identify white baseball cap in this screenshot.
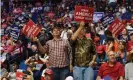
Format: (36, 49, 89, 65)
(65, 76, 73, 80)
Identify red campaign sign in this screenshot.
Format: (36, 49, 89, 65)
(108, 19, 125, 37)
(22, 19, 41, 38)
(16, 72, 24, 80)
(74, 6, 94, 23)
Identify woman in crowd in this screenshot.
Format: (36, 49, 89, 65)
(116, 40, 127, 64)
(118, 29, 130, 42)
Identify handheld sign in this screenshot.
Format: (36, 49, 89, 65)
(22, 19, 41, 38)
(74, 6, 94, 23)
(10, 25, 20, 41)
(108, 19, 125, 37)
(93, 12, 104, 23)
(100, 14, 115, 28)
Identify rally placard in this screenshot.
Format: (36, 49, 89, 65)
(108, 19, 125, 37)
(22, 19, 41, 38)
(100, 14, 115, 27)
(10, 25, 20, 41)
(93, 12, 104, 23)
(74, 6, 94, 23)
(1, 29, 4, 36)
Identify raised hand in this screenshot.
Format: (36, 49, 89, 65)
(80, 21, 85, 27)
(32, 37, 39, 42)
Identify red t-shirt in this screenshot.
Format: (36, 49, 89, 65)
(127, 41, 133, 51)
(98, 62, 124, 80)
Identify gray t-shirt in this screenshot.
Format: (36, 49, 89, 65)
(125, 62, 133, 80)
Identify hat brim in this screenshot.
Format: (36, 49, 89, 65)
(97, 51, 104, 54)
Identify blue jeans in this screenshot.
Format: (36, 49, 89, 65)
(33, 70, 41, 80)
(73, 66, 94, 80)
(51, 66, 69, 80)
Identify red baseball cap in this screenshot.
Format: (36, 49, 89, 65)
(44, 69, 53, 75)
(96, 45, 105, 54)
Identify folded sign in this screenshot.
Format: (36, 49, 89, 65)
(22, 19, 41, 38)
(108, 19, 125, 37)
(74, 6, 94, 23)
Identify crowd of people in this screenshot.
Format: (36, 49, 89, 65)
(0, 0, 133, 80)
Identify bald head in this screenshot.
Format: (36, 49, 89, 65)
(107, 51, 115, 56)
(107, 51, 116, 63)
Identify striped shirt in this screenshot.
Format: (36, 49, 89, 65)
(44, 38, 72, 68)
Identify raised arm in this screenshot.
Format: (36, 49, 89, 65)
(24, 57, 32, 65)
(96, 76, 102, 80)
(71, 22, 85, 41)
(32, 37, 47, 54)
(39, 56, 49, 64)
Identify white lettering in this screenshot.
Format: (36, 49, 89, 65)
(27, 25, 36, 37)
(81, 9, 88, 12)
(76, 12, 91, 17)
(75, 16, 84, 19)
